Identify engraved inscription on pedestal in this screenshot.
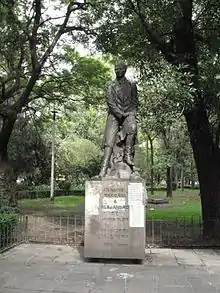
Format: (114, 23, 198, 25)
(84, 180, 145, 260)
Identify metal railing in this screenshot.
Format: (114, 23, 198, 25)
(25, 214, 84, 245)
(1, 214, 220, 252)
(146, 217, 204, 247)
(22, 214, 220, 248)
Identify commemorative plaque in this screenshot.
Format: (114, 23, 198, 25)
(84, 180, 146, 260)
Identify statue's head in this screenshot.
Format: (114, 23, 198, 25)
(115, 59, 127, 79)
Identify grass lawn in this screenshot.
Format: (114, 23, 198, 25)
(147, 189, 202, 221)
(18, 195, 85, 213)
(18, 189, 202, 220)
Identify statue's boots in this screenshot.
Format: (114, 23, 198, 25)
(99, 146, 112, 178)
(124, 146, 135, 167)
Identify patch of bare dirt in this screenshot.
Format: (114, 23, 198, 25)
(23, 215, 220, 248)
(26, 215, 84, 245)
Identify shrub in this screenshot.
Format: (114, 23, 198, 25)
(0, 213, 18, 249)
(58, 180, 71, 192)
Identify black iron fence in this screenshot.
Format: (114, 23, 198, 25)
(1, 214, 220, 252)
(25, 214, 84, 245)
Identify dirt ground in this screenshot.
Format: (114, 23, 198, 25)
(20, 214, 220, 248)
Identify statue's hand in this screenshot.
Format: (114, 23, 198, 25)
(123, 112, 130, 117)
(124, 111, 136, 117)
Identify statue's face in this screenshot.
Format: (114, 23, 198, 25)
(115, 64, 127, 78)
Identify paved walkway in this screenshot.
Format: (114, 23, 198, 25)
(1, 244, 220, 292)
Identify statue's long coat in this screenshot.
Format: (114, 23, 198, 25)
(102, 77, 139, 148)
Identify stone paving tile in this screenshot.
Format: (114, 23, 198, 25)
(127, 279, 158, 293)
(194, 249, 218, 255)
(90, 276, 127, 293)
(1, 244, 220, 293)
(0, 288, 41, 293)
(149, 248, 179, 266)
(157, 287, 194, 293)
(172, 249, 204, 266)
(53, 252, 82, 264)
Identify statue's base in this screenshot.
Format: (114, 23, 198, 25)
(84, 180, 146, 260)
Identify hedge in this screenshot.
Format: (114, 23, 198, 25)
(0, 213, 18, 249)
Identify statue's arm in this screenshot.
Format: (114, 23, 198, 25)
(105, 83, 124, 119)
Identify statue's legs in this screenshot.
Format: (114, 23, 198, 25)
(124, 134, 135, 166)
(99, 146, 113, 177)
(124, 115, 137, 167)
(99, 114, 119, 177)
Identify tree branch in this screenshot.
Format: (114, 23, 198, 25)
(128, 0, 175, 63)
(0, 37, 26, 103)
(0, 104, 17, 119)
(63, 25, 97, 36)
(193, 0, 213, 25)
(39, 15, 67, 27)
(16, 1, 89, 112)
(178, 0, 192, 20)
(29, 0, 41, 69)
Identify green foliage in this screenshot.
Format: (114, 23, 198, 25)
(0, 212, 18, 249)
(134, 146, 149, 179)
(0, 0, 111, 168)
(8, 116, 50, 183)
(88, 0, 220, 145)
(58, 180, 71, 192)
(34, 49, 112, 108)
(56, 138, 102, 183)
(55, 105, 106, 145)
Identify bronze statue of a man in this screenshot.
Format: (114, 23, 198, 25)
(99, 59, 139, 178)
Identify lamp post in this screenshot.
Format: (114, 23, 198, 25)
(50, 103, 56, 201)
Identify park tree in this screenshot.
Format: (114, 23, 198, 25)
(139, 64, 193, 197)
(0, 0, 95, 164)
(28, 67, 109, 186)
(55, 105, 106, 146)
(86, 0, 220, 237)
(46, 104, 106, 184)
(0, 0, 111, 206)
(8, 115, 51, 184)
(56, 138, 102, 184)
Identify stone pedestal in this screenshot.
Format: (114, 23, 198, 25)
(84, 180, 146, 260)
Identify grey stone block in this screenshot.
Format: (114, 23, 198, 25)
(84, 180, 146, 260)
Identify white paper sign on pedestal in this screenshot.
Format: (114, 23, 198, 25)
(129, 204, 145, 227)
(85, 187, 99, 215)
(128, 182, 143, 205)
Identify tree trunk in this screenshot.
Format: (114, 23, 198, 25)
(166, 166, 172, 197)
(148, 136, 154, 195)
(180, 165, 184, 191)
(0, 162, 17, 209)
(190, 159, 195, 189)
(172, 166, 177, 191)
(134, 0, 220, 237)
(173, 5, 220, 237)
(0, 116, 17, 161)
(174, 165, 178, 188)
(146, 137, 149, 182)
(185, 104, 220, 237)
(156, 173, 160, 185)
(0, 116, 18, 208)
